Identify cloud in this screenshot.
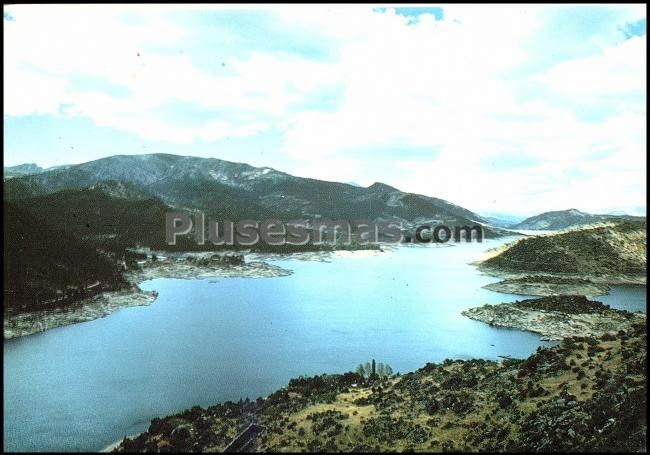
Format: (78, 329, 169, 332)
(537, 35, 646, 101)
(3, 5, 647, 215)
(3, 5, 339, 143)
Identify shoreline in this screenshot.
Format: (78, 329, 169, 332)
(3, 289, 158, 340)
(3, 255, 294, 340)
(107, 321, 647, 453)
(477, 265, 646, 296)
(462, 295, 646, 341)
(481, 275, 614, 297)
(101, 438, 135, 453)
(3, 246, 390, 341)
(477, 264, 647, 285)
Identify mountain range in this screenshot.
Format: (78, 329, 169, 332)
(4, 153, 499, 241)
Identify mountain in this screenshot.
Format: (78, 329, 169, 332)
(480, 220, 646, 279)
(511, 209, 645, 231)
(4, 153, 496, 236)
(4, 163, 43, 179)
(479, 212, 527, 228)
(3, 154, 504, 315)
(4, 163, 71, 179)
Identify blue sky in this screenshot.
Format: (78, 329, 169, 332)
(3, 5, 646, 216)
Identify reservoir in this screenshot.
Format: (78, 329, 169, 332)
(3, 238, 645, 451)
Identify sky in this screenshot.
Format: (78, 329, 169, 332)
(3, 4, 647, 216)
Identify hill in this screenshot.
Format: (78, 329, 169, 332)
(16, 181, 175, 252)
(479, 221, 646, 284)
(4, 163, 72, 179)
(3, 202, 126, 315)
(511, 209, 645, 231)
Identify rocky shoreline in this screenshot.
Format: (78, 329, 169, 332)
(3, 247, 390, 340)
(111, 321, 647, 452)
(482, 275, 611, 297)
(4, 254, 293, 340)
(475, 221, 647, 295)
(3, 289, 158, 340)
(462, 295, 645, 341)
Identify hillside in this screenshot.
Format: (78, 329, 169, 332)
(480, 212, 526, 228)
(4, 154, 495, 237)
(3, 202, 126, 315)
(16, 182, 175, 252)
(480, 221, 646, 283)
(511, 209, 645, 231)
(113, 322, 646, 452)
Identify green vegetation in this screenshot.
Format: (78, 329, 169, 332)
(482, 221, 646, 276)
(3, 202, 126, 315)
(513, 295, 616, 314)
(114, 323, 647, 453)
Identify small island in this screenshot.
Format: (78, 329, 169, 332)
(483, 275, 610, 297)
(462, 295, 645, 341)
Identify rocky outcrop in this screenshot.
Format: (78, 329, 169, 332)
(462, 295, 644, 341)
(483, 276, 610, 297)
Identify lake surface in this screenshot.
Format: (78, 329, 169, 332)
(4, 239, 646, 452)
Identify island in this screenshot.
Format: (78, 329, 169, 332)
(461, 295, 645, 341)
(477, 221, 646, 296)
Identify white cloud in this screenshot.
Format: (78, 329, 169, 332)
(537, 35, 646, 100)
(3, 4, 647, 215)
(3, 5, 339, 143)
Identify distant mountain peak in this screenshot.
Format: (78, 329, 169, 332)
(4, 163, 44, 178)
(512, 208, 645, 230)
(367, 182, 398, 191)
(566, 208, 586, 215)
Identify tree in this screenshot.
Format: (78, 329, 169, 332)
(356, 360, 395, 380)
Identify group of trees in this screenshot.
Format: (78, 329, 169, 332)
(4, 202, 126, 314)
(356, 359, 394, 380)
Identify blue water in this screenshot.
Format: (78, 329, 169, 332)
(598, 285, 646, 313)
(3, 239, 646, 451)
